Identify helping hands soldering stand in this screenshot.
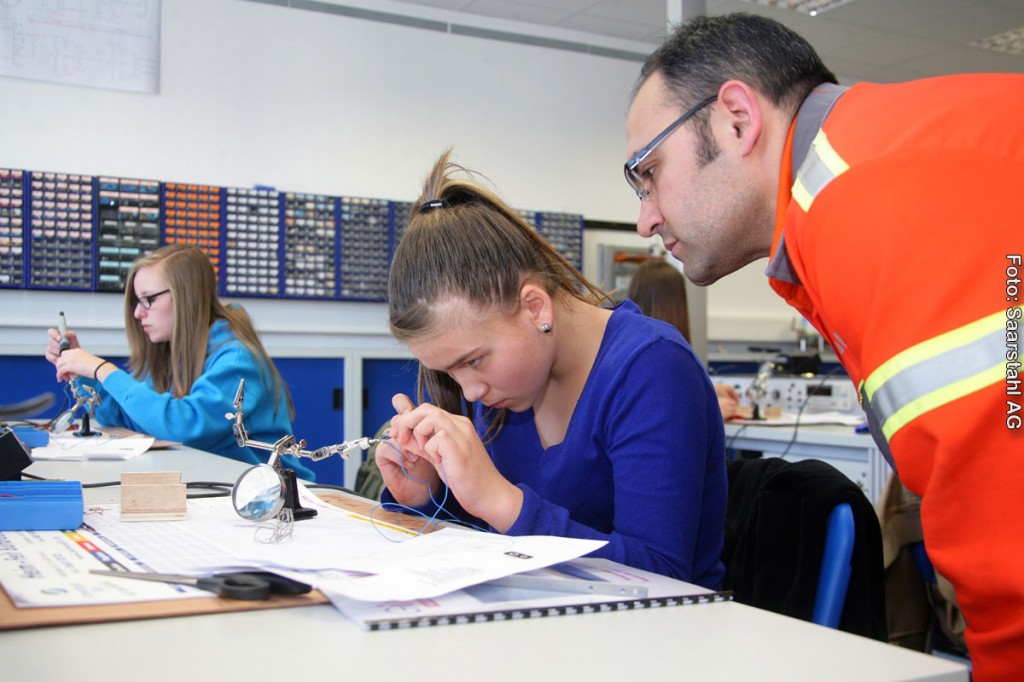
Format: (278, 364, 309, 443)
(744, 359, 777, 421)
(226, 379, 386, 521)
(52, 381, 102, 437)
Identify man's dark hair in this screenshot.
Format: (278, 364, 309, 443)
(637, 13, 838, 116)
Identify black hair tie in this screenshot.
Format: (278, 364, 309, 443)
(418, 199, 448, 214)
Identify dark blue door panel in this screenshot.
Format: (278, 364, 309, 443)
(362, 357, 419, 442)
(275, 357, 345, 485)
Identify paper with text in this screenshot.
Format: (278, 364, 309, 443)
(1, 488, 604, 606)
(31, 433, 154, 461)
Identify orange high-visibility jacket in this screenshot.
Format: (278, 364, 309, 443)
(768, 74, 1024, 682)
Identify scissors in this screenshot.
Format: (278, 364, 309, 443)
(89, 569, 310, 601)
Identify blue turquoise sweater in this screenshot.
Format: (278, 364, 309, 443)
(86, 319, 314, 480)
(386, 301, 726, 588)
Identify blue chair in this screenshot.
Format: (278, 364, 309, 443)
(907, 541, 970, 660)
(910, 541, 936, 583)
(812, 502, 855, 628)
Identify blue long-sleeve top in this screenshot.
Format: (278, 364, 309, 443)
(385, 301, 726, 588)
(83, 318, 314, 480)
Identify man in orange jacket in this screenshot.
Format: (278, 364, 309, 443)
(625, 13, 1022, 681)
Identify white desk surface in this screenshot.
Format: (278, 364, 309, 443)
(723, 420, 891, 506)
(2, 444, 967, 682)
(724, 420, 873, 448)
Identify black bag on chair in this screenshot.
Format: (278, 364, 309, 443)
(722, 457, 887, 641)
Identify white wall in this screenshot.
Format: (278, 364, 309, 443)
(0, 0, 637, 352)
(1, 0, 642, 218)
(0, 0, 797, 359)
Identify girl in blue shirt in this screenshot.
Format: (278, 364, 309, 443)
(45, 243, 312, 479)
(379, 151, 726, 588)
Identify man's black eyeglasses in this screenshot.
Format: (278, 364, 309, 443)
(624, 95, 717, 200)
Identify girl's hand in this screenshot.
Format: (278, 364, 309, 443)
(715, 383, 741, 420)
(44, 328, 80, 365)
(388, 394, 523, 531)
(374, 393, 439, 507)
(374, 436, 440, 508)
(53, 348, 103, 383)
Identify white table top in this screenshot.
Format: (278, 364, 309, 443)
(2, 444, 967, 682)
(724, 420, 875, 448)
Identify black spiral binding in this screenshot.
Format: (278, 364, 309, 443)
(365, 590, 734, 631)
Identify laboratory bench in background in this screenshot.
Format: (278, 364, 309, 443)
(724, 421, 888, 506)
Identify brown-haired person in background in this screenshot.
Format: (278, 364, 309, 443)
(45, 243, 313, 479)
(377, 150, 727, 587)
(627, 257, 740, 419)
(625, 13, 1022, 679)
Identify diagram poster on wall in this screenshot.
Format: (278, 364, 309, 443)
(0, 0, 160, 94)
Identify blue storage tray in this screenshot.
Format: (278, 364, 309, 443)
(0, 480, 84, 531)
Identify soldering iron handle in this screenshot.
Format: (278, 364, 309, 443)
(58, 311, 71, 353)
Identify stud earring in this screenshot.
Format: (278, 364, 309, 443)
(540, 323, 553, 334)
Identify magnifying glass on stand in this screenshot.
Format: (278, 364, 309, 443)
(225, 379, 388, 522)
(231, 463, 285, 522)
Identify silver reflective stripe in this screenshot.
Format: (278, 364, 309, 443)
(764, 231, 801, 284)
(859, 385, 896, 472)
(766, 84, 847, 284)
(792, 130, 849, 212)
(863, 311, 1007, 441)
(790, 83, 849, 186)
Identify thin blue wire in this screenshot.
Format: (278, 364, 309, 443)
(368, 439, 489, 541)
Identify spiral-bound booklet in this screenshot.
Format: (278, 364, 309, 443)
(329, 557, 732, 631)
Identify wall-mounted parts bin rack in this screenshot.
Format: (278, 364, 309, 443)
(0, 166, 585, 300)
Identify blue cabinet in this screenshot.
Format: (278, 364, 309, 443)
(362, 358, 419, 440)
(275, 357, 345, 485)
(266, 357, 417, 487)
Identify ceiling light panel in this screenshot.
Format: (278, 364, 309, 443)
(739, 0, 859, 16)
(971, 26, 1024, 57)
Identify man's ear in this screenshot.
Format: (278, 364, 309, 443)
(520, 282, 553, 328)
(717, 80, 763, 157)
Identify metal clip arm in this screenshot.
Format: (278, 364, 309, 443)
(225, 379, 388, 467)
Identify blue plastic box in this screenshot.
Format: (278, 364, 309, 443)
(11, 426, 49, 448)
(0, 480, 84, 530)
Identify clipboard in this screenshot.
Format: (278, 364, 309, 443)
(0, 582, 329, 630)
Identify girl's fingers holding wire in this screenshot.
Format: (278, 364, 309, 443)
(392, 403, 445, 453)
(374, 439, 438, 507)
(388, 394, 426, 451)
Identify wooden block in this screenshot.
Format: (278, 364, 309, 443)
(121, 472, 182, 486)
(120, 471, 187, 521)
